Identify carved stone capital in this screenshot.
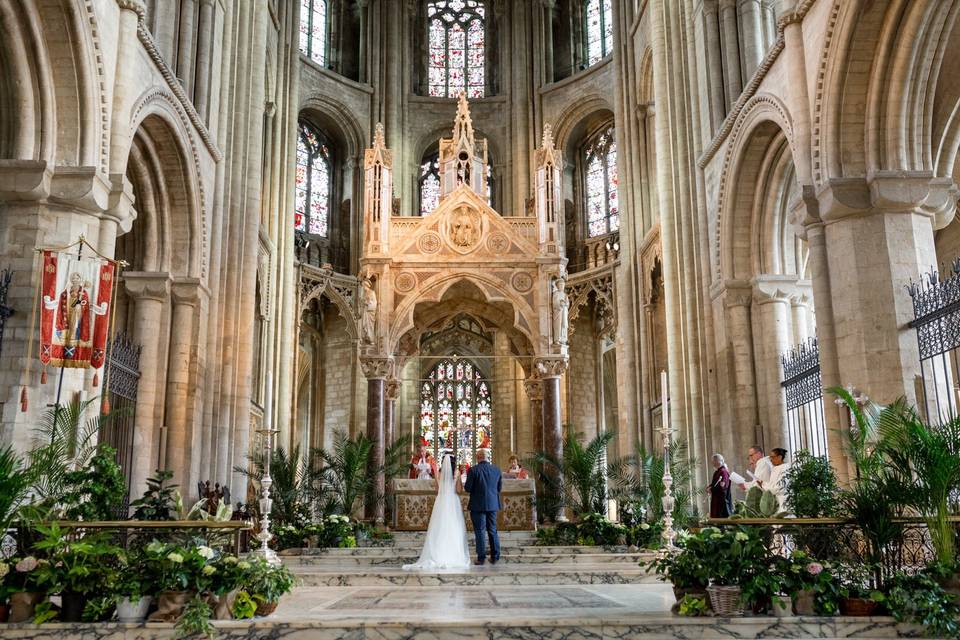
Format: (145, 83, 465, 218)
(535, 356, 568, 379)
(171, 277, 203, 306)
(385, 378, 401, 401)
(49, 166, 112, 215)
(523, 378, 544, 402)
(123, 271, 171, 302)
(106, 174, 136, 234)
(0, 161, 52, 201)
(360, 356, 393, 380)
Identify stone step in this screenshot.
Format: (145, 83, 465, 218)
(286, 552, 650, 567)
(289, 564, 658, 586)
(289, 545, 640, 557)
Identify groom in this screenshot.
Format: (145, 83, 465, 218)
(464, 448, 502, 565)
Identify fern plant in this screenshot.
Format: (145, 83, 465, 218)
(313, 432, 374, 517)
(0, 444, 30, 532)
(608, 439, 697, 529)
(529, 429, 615, 518)
(234, 444, 319, 528)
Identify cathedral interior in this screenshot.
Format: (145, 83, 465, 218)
(1, 0, 959, 535)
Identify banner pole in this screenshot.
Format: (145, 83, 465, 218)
(51, 240, 84, 441)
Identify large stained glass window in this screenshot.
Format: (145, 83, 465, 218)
(419, 359, 492, 466)
(585, 0, 613, 66)
(427, 0, 486, 98)
(418, 150, 492, 215)
(583, 124, 618, 238)
(295, 121, 331, 236)
(299, 0, 328, 66)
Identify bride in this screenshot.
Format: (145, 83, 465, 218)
(403, 453, 470, 570)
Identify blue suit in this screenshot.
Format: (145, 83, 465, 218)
(464, 460, 502, 562)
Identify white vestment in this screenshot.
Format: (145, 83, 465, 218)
(744, 455, 774, 491)
(403, 455, 470, 571)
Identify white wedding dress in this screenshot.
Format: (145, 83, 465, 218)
(403, 454, 471, 570)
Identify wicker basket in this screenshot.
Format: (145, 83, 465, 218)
(707, 585, 743, 616)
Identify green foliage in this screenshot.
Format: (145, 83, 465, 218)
(691, 526, 768, 587)
(783, 451, 839, 517)
(735, 486, 785, 518)
(81, 595, 115, 622)
(645, 532, 709, 589)
(677, 594, 709, 616)
(61, 444, 126, 521)
(142, 540, 217, 593)
(231, 590, 257, 620)
(242, 558, 295, 604)
(130, 470, 179, 521)
(886, 571, 960, 639)
(30, 524, 121, 595)
(529, 429, 615, 517)
(234, 445, 317, 529)
(312, 431, 375, 518)
(173, 594, 216, 640)
(32, 601, 58, 624)
(536, 513, 627, 546)
(114, 548, 154, 600)
(0, 444, 30, 533)
(608, 439, 698, 530)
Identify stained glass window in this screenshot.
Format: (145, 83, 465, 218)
(419, 358, 492, 466)
(427, 0, 486, 98)
(295, 121, 331, 236)
(419, 150, 492, 215)
(585, 0, 613, 66)
(583, 124, 618, 238)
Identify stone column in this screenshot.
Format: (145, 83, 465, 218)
(177, 0, 198, 94)
(752, 282, 792, 450)
(542, 0, 556, 84)
(122, 272, 171, 496)
(165, 278, 201, 488)
(736, 0, 764, 80)
(722, 286, 757, 458)
(385, 377, 400, 449)
(360, 356, 392, 524)
(357, 0, 369, 84)
(110, 1, 147, 175)
(790, 293, 810, 344)
(523, 376, 544, 453)
(818, 176, 957, 407)
(702, 0, 726, 129)
(718, 0, 742, 110)
(193, 0, 216, 120)
(536, 357, 568, 521)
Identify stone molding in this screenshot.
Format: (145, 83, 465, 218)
(360, 356, 393, 380)
(816, 174, 959, 229)
(535, 356, 568, 379)
(751, 275, 810, 306)
(123, 271, 172, 301)
(115, 0, 147, 18)
(171, 277, 204, 306)
(106, 174, 136, 234)
(49, 167, 113, 215)
(0, 161, 53, 201)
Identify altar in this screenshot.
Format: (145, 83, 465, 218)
(390, 478, 537, 531)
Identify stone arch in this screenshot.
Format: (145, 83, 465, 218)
(715, 95, 795, 281)
(121, 107, 203, 278)
(389, 274, 538, 360)
(414, 124, 502, 169)
(298, 277, 359, 341)
(552, 93, 615, 156)
(298, 95, 367, 160)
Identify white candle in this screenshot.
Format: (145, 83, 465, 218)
(661, 369, 668, 429)
(411, 414, 415, 453)
(510, 415, 515, 453)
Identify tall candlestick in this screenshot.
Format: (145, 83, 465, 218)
(411, 414, 415, 453)
(661, 369, 668, 428)
(510, 415, 515, 453)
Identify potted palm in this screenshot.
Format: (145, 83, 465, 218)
(242, 558, 295, 617)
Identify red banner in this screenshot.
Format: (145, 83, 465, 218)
(39, 251, 58, 366)
(90, 262, 114, 369)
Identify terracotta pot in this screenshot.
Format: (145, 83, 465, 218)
(60, 591, 88, 622)
(0, 603, 9, 622)
(212, 589, 240, 620)
(793, 589, 815, 615)
(116, 596, 152, 623)
(148, 591, 193, 622)
(8, 592, 43, 623)
(255, 599, 279, 617)
(839, 597, 880, 616)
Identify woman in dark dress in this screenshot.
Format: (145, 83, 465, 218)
(708, 453, 733, 518)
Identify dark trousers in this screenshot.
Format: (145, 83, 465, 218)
(470, 510, 500, 561)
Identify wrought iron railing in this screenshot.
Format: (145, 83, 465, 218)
(780, 338, 828, 457)
(908, 261, 960, 423)
(0, 267, 14, 362)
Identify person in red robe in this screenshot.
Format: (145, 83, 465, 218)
(409, 443, 438, 480)
(56, 272, 91, 347)
(708, 453, 733, 518)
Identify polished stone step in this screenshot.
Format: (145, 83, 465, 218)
(287, 553, 650, 567)
(288, 564, 658, 586)
(287, 544, 637, 557)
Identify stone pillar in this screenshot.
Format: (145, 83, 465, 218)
(385, 377, 400, 449)
(523, 376, 544, 453)
(736, 0, 764, 80)
(752, 283, 792, 451)
(177, 0, 198, 94)
(110, 1, 147, 175)
(542, 0, 556, 84)
(818, 177, 957, 407)
(360, 356, 392, 524)
(536, 357, 568, 521)
(357, 0, 369, 84)
(722, 287, 757, 458)
(193, 0, 216, 120)
(165, 278, 201, 488)
(122, 272, 171, 496)
(790, 293, 810, 344)
(702, 0, 726, 128)
(718, 0, 742, 110)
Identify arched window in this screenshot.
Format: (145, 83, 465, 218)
(418, 150, 493, 215)
(427, 0, 486, 98)
(585, 0, 613, 66)
(299, 0, 328, 66)
(419, 359, 492, 466)
(583, 124, 618, 237)
(295, 121, 332, 236)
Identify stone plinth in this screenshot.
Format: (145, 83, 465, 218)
(391, 478, 536, 531)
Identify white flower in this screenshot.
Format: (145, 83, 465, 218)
(0, 563, 9, 578)
(640, 523, 650, 530)
(202, 565, 217, 576)
(16, 557, 37, 572)
(167, 552, 184, 564)
(146, 541, 165, 554)
(734, 532, 749, 542)
(237, 562, 251, 570)
(222, 556, 239, 565)
(197, 546, 215, 560)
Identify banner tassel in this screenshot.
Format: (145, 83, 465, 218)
(92, 371, 99, 388)
(20, 387, 28, 412)
(101, 395, 110, 415)
(40, 368, 47, 385)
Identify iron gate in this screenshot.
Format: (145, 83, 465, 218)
(780, 338, 828, 457)
(0, 268, 13, 362)
(102, 331, 142, 507)
(908, 263, 960, 423)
